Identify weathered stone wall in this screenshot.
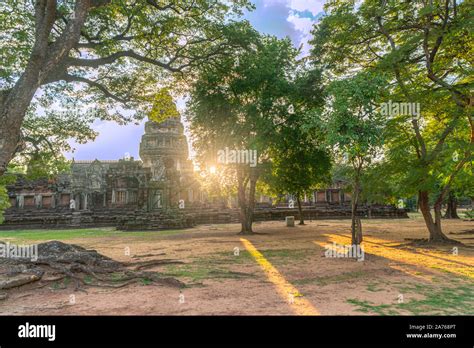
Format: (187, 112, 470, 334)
(0, 207, 191, 230)
(0, 204, 407, 230)
(183, 205, 408, 226)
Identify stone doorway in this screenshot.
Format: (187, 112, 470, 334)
(92, 192, 106, 208)
(149, 190, 163, 210)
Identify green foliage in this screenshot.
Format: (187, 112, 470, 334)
(0, 174, 15, 224)
(310, 0, 473, 219)
(148, 88, 180, 123)
(268, 146, 331, 197)
(188, 31, 322, 227)
(320, 73, 387, 162)
(305, 72, 388, 203)
(188, 32, 300, 174)
(382, 90, 472, 198)
(9, 110, 97, 179)
(0, 186, 10, 223)
(261, 63, 331, 197)
(264, 113, 331, 198)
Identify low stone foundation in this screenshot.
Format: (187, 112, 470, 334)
(182, 205, 408, 226)
(0, 205, 408, 230)
(0, 208, 193, 230)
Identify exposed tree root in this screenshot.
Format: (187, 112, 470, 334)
(404, 238, 466, 247)
(131, 259, 185, 271)
(0, 241, 185, 293)
(238, 231, 254, 235)
(238, 231, 267, 235)
(449, 229, 474, 235)
(132, 252, 166, 259)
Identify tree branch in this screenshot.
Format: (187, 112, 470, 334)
(40, 0, 93, 83)
(63, 74, 130, 105)
(68, 42, 228, 73)
(67, 50, 184, 72)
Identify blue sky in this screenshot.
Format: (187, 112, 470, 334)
(66, 0, 327, 161)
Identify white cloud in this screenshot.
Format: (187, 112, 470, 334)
(286, 12, 314, 56)
(288, 0, 325, 15)
(287, 11, 313, 35)
(262, 0, 326, 15)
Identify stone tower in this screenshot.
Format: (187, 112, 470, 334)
(139, 117, 198, 209)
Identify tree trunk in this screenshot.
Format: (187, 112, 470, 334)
(0, 1, 92, 176)
(0, 71, 42, 175)
(237, 168, 258, 235)
(351, 179, 363, 245)
(418, 191, 451, 242)
(445, 191, 459, 219)
(296, 194, 304, 225)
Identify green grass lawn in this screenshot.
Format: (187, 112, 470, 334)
(348, 278, 474, 315)
(162, 251, 255, 285)
(0, 227, 188, 243)
(407, 209, 473, 220)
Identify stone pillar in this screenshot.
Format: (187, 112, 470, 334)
(111, 189, 116, 204)
(17, 195, 25, 209)
(84, 193, 88, 210)
(34, 194, 42, 209)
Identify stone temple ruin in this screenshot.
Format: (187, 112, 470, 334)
(4, 117, 200, 229)
(2, 117, 407, 230)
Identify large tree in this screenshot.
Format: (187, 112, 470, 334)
(187, 35, 301, 234)
(382, 100, 473, 220)
(0, 0, 252, 176)
(264, 69, 331, 225)
(310, 0, 473, 242)
(267, 136, 331, 225)
(308, 73, 386, 245)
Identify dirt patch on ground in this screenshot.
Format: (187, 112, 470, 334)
(0, 218, 473, 315)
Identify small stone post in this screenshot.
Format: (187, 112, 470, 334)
(286, 216, 295, 227)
